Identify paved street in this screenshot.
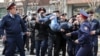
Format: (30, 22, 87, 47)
(98, 38, 100, 56)
(0, 39, 99, 56)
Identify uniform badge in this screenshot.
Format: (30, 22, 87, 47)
(84, 27, 88, 30)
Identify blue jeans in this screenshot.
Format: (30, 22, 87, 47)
(35, 38, 48, 56)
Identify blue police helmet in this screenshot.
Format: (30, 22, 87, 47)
(7, 2, 16, 10)
(80, 9, 89, 18)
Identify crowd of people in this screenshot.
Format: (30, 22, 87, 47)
(0, 2, 100, 56)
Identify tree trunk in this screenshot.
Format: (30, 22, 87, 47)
(12, 0, 15, 2)
(23, 0, 28, 15)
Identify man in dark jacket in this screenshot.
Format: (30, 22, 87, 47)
(35, 8, 49, 56)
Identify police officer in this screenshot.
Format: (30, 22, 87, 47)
(66, 10, 93, 56)
(59, 13, 68, 56)
(88, 11, 99, 56)
(0, 2, 30, 56)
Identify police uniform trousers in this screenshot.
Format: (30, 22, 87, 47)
(76, 44, 93, 56)
(67, 40, 75, 56)
(5, 34, 25, 56)
(92, 36, 98, 56)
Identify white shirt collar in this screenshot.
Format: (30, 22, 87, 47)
(9, 13, 15, 18)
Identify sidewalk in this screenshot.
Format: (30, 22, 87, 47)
(0, 39, 99, 56)
(98, 38, 100, 56)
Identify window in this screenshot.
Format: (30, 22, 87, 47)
(0, 8, 7, 19)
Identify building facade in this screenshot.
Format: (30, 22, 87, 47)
(0, 0, 100, 19)
(67, 0, 100, 18)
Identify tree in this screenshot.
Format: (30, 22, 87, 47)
(87, 0, 100, 12)
(59, 0, 67, 13)
(49, 0, 60, 11)
(33, 0, 40, 11)
(49, 0, 67, 13)
(12, 0, 15, 2)
(4, 0, 10, 9)
(23, 0, 28, 15)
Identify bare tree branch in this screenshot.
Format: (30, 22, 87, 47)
(87, 0, 100, 11)
(23, 0, 28, 15)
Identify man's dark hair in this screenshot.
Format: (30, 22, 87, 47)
(53, 10, 60, 13)
(37, 8, 46, 13)
(61, 13, 67, 16)
(87, 10, 94, 14)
